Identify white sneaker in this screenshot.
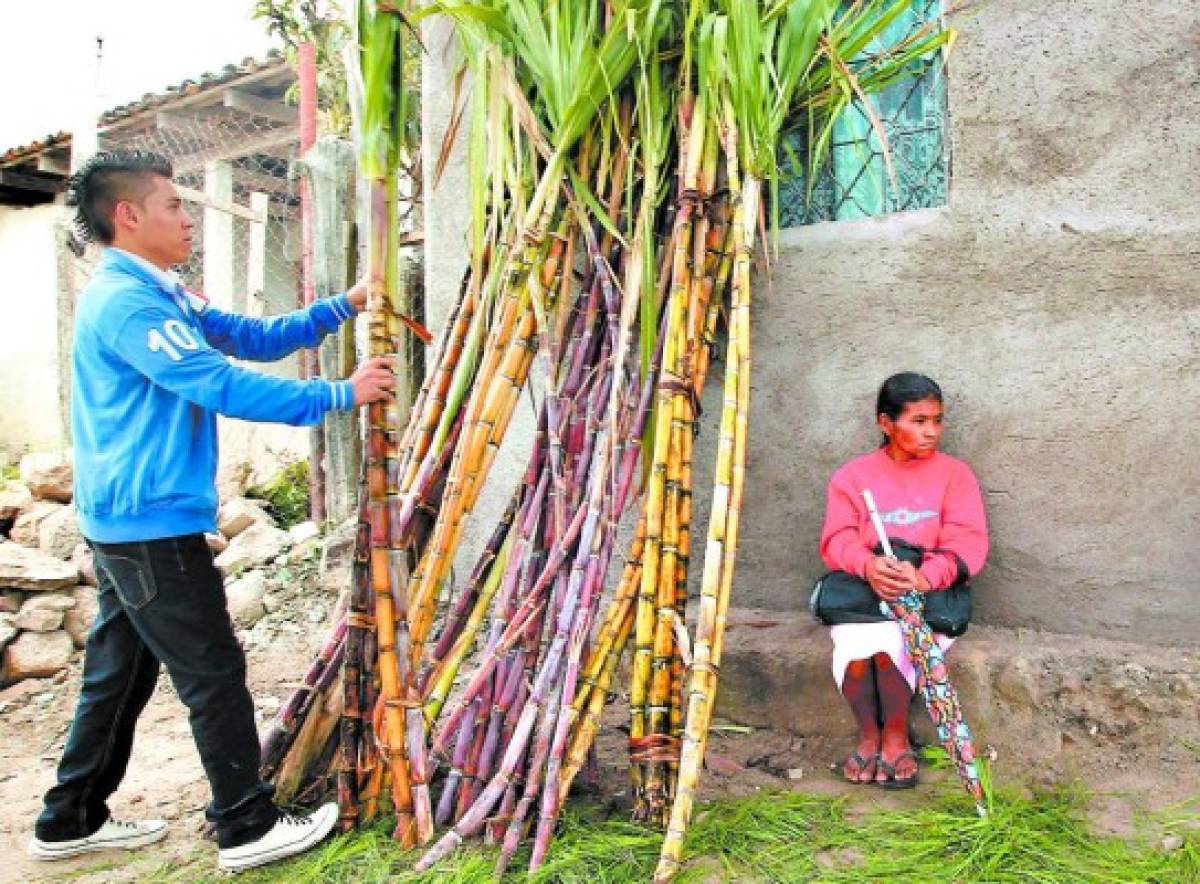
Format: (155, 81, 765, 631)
(217, 803, 338, 873)
(28, 818, 168, 860)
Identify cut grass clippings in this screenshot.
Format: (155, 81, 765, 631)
(144, 764, 1198, 883)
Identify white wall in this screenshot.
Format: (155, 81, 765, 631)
(0, 204, 64, 455)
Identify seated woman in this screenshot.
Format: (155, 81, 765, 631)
(818, 372, 988, 788)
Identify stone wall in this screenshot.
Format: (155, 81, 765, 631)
(420, 1, 1200, 649)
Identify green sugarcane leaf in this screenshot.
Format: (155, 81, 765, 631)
(420, 2, 514, 41)
(568, 167, 629, 250)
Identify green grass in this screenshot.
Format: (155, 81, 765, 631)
(144, 764, 1198, 883)
(1, 463, 19, 482)
(247, 460, 311, 529)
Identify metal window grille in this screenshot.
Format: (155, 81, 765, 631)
(777, 0, 949, 227)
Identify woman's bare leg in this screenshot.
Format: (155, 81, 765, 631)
(873, 652, 918, 782)
(840, 658, 881, 783)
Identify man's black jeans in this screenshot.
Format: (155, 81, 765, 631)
(35, 533, 277, 849)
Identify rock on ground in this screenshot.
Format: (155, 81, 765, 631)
(214, 523, 291, 577)
(18, 452, 73, 503)
(0, 541, 79, 591)
(63, 586, 98, 648)
(0, 482, 32, 524)
(216, 460, 254, 504)
(288, 521, 320, 546)
(14, 606, 64, 632)
(10, 500, 65, 547)
(206, 533, 229, 554)
(71, 543, 98, 588)
(217, 498, 275, 540)
(0, 590, 22, 613)
(38, 505, 82, 560)
(0, 614, 15, 650)
(3, 630, 74, 682)
(225, 571, 268, 627)
(19, 591, 76, 613)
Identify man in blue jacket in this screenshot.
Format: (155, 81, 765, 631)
(29, 150, 397, 873)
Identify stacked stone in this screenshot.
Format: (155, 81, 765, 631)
(0, 452, 95, 684)
(1, 452, 329, 687)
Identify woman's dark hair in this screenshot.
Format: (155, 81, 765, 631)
(876, 372, 943, 444)
(66, 150, 173, 245)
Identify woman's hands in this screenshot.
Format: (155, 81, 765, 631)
(864, 556, 931, 601)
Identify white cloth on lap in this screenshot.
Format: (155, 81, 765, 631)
(830, 622, 954, 692)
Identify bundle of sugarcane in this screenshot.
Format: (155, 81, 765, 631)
(261, 0, 953, 876)
(654, 1, 955, 877)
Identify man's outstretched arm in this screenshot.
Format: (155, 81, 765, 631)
(196, 281, 367, 363)
(105, 302, 393, 426)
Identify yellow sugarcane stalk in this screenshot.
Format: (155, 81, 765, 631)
(575, 517, 645, 714)
(558, 603, 636, 802)
(630, 279, 683, 818)
(405, 157, 562, 665)
(423, 531, 513, 722)
(645, 369, 687, 820)
(655, 95, 755, 880)
(409, 310, 538, 660)
(396, 284, 478, 494)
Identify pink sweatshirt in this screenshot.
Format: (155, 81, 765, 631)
(819, 448, 989, 590)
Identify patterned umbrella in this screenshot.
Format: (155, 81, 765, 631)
(863, 490, 987, 817)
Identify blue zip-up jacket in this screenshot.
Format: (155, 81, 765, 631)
(72, 247, 357, 543)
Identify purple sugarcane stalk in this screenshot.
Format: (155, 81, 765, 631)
(487, 663, 532, 845)
(430, 498, 588, 760)
(415, 565, 582, 872)
(475, 648, 524, 789)
(529, 424, 617, 866)
(453, 671, 493, 821)
(392, 409, 466, 546)
(495, 669, 568, 875)
(495, 438, 609, 870)
(532, 516, 615, 869)
(435, 695, 477, 826)
(419, 434, 607, 870)
(422, 488, 519, 692)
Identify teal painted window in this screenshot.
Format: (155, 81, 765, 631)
(778, 0, 949, 226)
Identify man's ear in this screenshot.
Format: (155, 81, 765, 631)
(113, 200, 139, 233)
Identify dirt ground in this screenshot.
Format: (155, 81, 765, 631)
(0, 609, 322, 883)
(2, 596, 1194, 884)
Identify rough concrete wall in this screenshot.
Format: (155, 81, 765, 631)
(729, 0, 1200, 646)
(420, 1, 1200, 648)
(0, 205, 65, 454)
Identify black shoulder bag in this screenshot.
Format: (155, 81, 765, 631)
(809, 538, 972, 637)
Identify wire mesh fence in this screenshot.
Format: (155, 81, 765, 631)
(777, 0, 950, 227)
(96, 68, 304, 327)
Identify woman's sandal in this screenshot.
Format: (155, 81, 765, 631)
(843, 751, 880, 784)
(878, 750, 920, 790)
